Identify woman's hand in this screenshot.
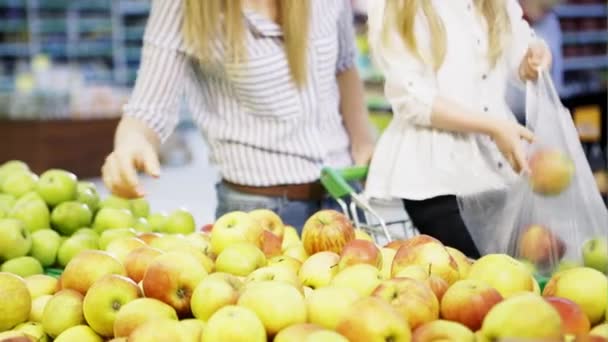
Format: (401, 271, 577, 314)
(102, 118, 161, 198)
(490, 120, 535, 174)
(519, 41, 552, 81)
(351, 140, 376, 166)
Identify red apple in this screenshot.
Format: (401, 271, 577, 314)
(439, 279, 503, 331)
(210, 211, 264, 255)
(249, 209, 285, 239)
(446, 246, 472, 278)
(301, 210, 355, 255)
(142, 251, 208, 317)
(413, 320, 475, 342)
(385, 235, 440, 251)
(200, 224, 213, 234)
(545, 296, 591, 336)
(392, 241, 460, 285)
(112, 298, 178, 338)
(123, 246, 163, 283)
(338, 239, 382, 270)
(262, 230, 283, 258)
(427, 274, 449, 302)
(529, 148, 575, 196)
(372, 277, 439, 330)
(336, 297, 411, 342)
(518, 224, 566, 266)
(274, 323, 322, 342)
(61, 250, 126, 295)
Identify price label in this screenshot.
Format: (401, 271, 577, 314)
(574, 105, 602, 142)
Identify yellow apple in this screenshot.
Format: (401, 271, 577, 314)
(215, 242, 266, 277)
(392, 241, 460, 285)
(439, 279, 503, 331)
(105, 237, 146, 264)
(393, 265, 428, 281)
(338, 239, 382, 270)
(412, 320, 475, 341)
(24, 275, 58, 299)
(301, 210, 355, 255)
(246, 265, 301, 291)
(446, 246, 472, 279)
(136, 232, 163, 245)
(61, 250, 126, 295)
(191, 273, 242, 321)
(112, 298, 178, 338)
(167, 244, 215, 274)
(186, 232, 214, 259)
(42, 289, 85, 338)
(53, 325, 102, 342)
(238, 280, 307, 336)
(83, 274, 142, 337)
(0, 273, 30, 332)
(128, 319, 188, 342)
(148, 234, 190, 252)
(379, 248, 396, 280)
(466, 254, 534, 298)
(298, 251, 340, 289)
(210, 211, 264, 255)
(480, 293, 562, 339)
(249, 209, 285, 239)
(179, 319, 205, 342)
(29, 295, 52, 323)
(283, 244, 309, 263)
(306, 286, 360, 330)
(281, 225, 301, 251)
(330, 264, 382, 297)
(354, 229, 374, 242)
(590, 323, 608, 338)
(123, 246, 163, 283)
(274, 323, 322, 342)
(202, 306, 266, 342)
(142, 251, 208, 317)
(13, 322, 47, 342)
(336, 296, 411, 342)
(268, 256, 302, 274)
(305, 330, 349, 342)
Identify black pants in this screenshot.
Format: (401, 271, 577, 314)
(403, 195, 481, 259)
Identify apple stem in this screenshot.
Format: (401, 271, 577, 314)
(428, 264, 432, 276)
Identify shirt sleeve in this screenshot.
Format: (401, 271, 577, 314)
(122, 0, 190, 142)
(335, 0, 358, 73)
(367, 0, 436, 127)
(505, 0, 537, 88)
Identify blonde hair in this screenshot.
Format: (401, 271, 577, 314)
(183, 0, 310, 86)
(385, 0, 511, 70)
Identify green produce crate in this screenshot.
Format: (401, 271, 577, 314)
(44, 267, 64, 279)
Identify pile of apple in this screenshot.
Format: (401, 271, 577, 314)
(0, 160, 199, 277)
(1, 207, 608, 342)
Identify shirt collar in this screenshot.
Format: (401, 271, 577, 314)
(244, 9, 283, 37)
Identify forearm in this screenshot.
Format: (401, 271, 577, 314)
(337, 67, 375, 145)
(115, 116, 161, 151)
(429, 97, 498, 136)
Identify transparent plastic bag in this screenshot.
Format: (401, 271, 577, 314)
(459, 70, 608, 276)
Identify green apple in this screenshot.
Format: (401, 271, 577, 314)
(51, 201, 93, 236)
(93, 208, 135, 234)
(9, 197, 50, 233)
(1, 170, 38, 198)
(36, 169, 78, 207)
(42, 289, 85, 338)
(99, 228, 138, 250)
(99, 195, 132, 211)
(76, 181, 100, 213)
(74, 228, 99, 241)
(582, 237, 608, 274)
(0, 193, 16, 210)
(148, 212, 168, 232)
(14, 321, 48, 342)
(1, 256, 43, 277)
(130, 198, 150, 218)
(0, 218, 32, 261)
(57, 235, 99, 268)
(162, 209, 196, 234)
(29, 229, 62, 267)
(16, 191, 44, 204)
(134, 217, 153, 232)
(54, 325, 102, 342)
(0, 160, 29, 182)
(556, 260, 581, 273)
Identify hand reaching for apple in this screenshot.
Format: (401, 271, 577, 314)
(102, 118, 161, 198)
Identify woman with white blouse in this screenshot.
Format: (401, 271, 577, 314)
(366, 0, 551, 257)
(101, 0, 375, 231)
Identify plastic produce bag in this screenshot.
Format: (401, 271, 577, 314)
(459, 70, 608, 276)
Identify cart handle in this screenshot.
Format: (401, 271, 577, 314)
(320, 166, 369, 200)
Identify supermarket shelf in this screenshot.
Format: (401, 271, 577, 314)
(563, 30, 608, 45)
(119, 1, 150, 16)
(555, 4, 608, 18)
(0, 0, 25, 7)
(0, 18, 28, 32)
(0, 43, 30, 57)
(124, 26, 145, 41)
(563, 55, 608, 71)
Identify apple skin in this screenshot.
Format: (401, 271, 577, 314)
(13, 322, 47, 342)
(128, 319, 188, 342)
(544, 296, 591, 336)
(56, 234, 98, 268)
(92, 208, 135, 235)
(142, 251, 208, 317)
(298, 251, 340, 290)
(29, 229, 61, 267)
(249, 209, 285, 239)
(41, 289, 85, 338)
(98, 228, 137, 250)
(518, 224, 566, 266)
(9, 198, 50, 234)
(542, 267, 608, 325)
(191, 273, 242, 321)
(379, 248, 397, 279)
(0, 272, 31, 332)
(24, 275, 58, 299)
(82, 274, 142, 337)
(582, 237, 608, 273)
(306, 286, 360, 330)
(1, 171, 38, 198)
(354, 229, 374, 242)
(283, 244, 309, 263)
(590, 323, 608, 339)
(480, 293, 562, 340)
(372, 277, 439, 330)
(162, 208, 196, 234)
(214, 242, 266, 277)
(1, 256, 43, 277)
(439, 279, 503, 331)
(268, 256, 302, 275)
(0, 218, 32, 261)
(237, 280, 307, 336)
(105, 237, 147, 264)
(412, 320, 475, 342)
(29, 295, 52, 323)
(466, 254, 534, 298)
(124, 246, 164, 283)
(385, 235, 440, 251)
(392, 241, 460, 285)
(53, 325, 102, 342)
(36, 169, 78, 207)
(179, 319, 205, 342)
(261, 230, 283, 258)
(281, 226, 301, 251)
(136, 231, 163, 245)
(446, 246, 473, 278)
(210, 211, 264, 256)
(76, 181, 100, 213)
(336, 296, 411, 342)
(245, 265, 301, 291)
(61, 250, 126, 295)
(202, 306, 267, 342)
(112, 298, 178, 338)
(274, 323, 322, 342)
(529, 148, 575, 196)
(330, 264, 382, 297)
(129, 198, 149, 219)
(301, 210, 355, 255)
(338, 239, 382, 270)
(50, 202, 93, 236)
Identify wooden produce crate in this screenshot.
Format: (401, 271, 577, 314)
(0, 118, 119, 179)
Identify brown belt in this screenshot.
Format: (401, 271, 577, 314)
(223, 180, 326, 201)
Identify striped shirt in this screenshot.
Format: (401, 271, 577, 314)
(124, 0, 357, 186)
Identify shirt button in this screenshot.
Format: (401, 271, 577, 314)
(467, 3, 472, 10)
(482, 74, 487, 80)
(483, 106, 489, 112)
(498, 162, 503, 168)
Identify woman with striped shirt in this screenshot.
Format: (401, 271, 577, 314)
(101, 0, 375, 231)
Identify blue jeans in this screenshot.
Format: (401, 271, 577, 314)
(214, 182, 357, 235)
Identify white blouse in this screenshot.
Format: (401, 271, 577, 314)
(365, 0, 537, 201)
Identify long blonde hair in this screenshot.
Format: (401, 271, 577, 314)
(385, 0, 511, 70)
(183, 0, 310, 86)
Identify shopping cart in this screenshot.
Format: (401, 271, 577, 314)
(320, 166, 419, 246)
